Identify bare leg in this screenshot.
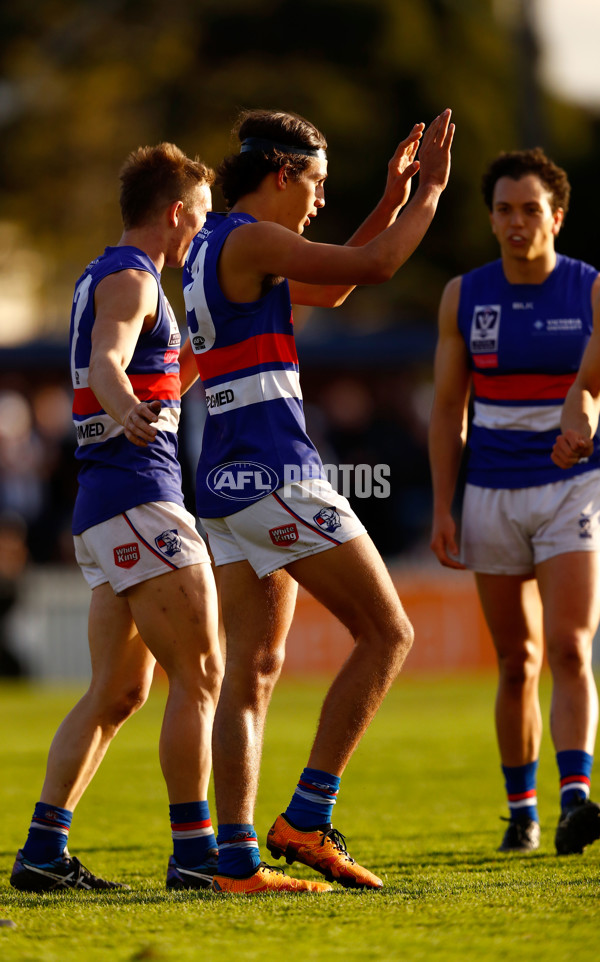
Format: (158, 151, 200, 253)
(126, 563, 223, 803)
(536, 551, 600, 754)
(40, 583, 155, 810)
(212, 562, 297, 824)
(213, 535, 412, 827)
(475, 573, 544, 767)
(286, 534, 414, 775)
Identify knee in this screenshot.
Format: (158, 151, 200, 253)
(547, 631, 593, 678)
(250, 646, 286, 695)
(186, 651, 225, 708)
(94, 679, 151, 728)
(207, 650, 225, 699)
(198, 646, 225, 701)
(161, 637, 224, 694)
(354, 607, 415, 678)
(225, 645, 285, 705)
(497, 644, 541, 689)
(392, 615, 414, 675)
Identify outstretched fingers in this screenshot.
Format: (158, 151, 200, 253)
(388, 123, 424, 174)
(393, 122, 425, 156)
(422, 108, 453, 147)
(418, 108, 454, 189)
(439, 110, 455, 149)
(383, 123, 427, 208)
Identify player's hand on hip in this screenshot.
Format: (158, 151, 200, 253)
(551, 429, 593, 468)
(124, 399, 162, 447)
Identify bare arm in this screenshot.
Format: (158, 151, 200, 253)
(223, 109, 454, 299)
(88, 269, 162, 448)
(428, 276, 471, 569)
(552, 274, 600, 467)
(288, 122, 424, 308)
(179, 338, 200, 395)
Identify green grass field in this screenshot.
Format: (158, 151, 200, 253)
(1, 674, 599, 962)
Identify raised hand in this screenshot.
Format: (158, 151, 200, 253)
(417, 108, 455, 192)
(382, 123, 425, 210)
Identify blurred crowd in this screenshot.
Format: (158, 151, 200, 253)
(0, 355, 436, 675)
(0, 363, 437, 562)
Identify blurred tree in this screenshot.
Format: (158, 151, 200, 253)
(0, 0, 598, 340)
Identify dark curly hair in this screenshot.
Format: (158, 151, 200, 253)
(216, 108, 327, 209)
(119, 142, 214, 229)
(481, 147, 570, 215)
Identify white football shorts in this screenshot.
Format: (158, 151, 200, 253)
(201, 478, 366, 579)
(74, 501, 211, 594)
(460, 471, 600, 575)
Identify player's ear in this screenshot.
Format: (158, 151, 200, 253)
(276, 166, 289, 190)
(168, 200, 184, 227)
(552, 207, 564, 236)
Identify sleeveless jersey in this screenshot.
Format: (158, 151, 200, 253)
(458, 254, 600, 488)
(183, 212, 324, 518)
(70, 245, 185, 534)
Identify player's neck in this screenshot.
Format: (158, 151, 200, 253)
(230, 195, 274, 223)
(501, 248, 557, 286)
(118, 228, 165, 272)
(230, 175, 286, 225)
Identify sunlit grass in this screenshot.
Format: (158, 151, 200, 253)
(1, 675, 599, 961)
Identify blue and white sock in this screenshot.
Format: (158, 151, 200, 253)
(169, 800, 216, 868)
(285, 767, 341, 829)
(216, 824, 261, 877)
(21, 802, 72, 864)
(502, 761, 539, 823)
(556, 750, 593, 811)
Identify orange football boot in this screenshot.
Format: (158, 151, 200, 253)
(267, 814, 383, 889)
(211, 862, 332, 895)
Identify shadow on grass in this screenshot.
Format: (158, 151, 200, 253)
(392, 850, 563, 868)
(2, 887, 359, 909)
(0, 844, 146, 858)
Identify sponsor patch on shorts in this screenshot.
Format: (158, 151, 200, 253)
(269, 523, 299, 546)
(579, 513, 593, 539)
(113, 543, 140, 568)
(313, 507, 341, 532)
(155, 529, 182, 556)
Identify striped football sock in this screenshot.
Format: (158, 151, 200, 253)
(285, 767, 341, 829)
(21, 802, 72, 864)
(556, 750, 593, 811)
(502, 761, 539, 823)
(169, 801, 216, 868)
(216, 824, 261, 877)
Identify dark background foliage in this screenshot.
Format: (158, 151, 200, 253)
(1, 0, 599, 564)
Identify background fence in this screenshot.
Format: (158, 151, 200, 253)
(4, 562, 511, 682)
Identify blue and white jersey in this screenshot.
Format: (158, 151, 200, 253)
(183, 212, 324, 517)
(458, 254, 600, 488)
(70, 246, 185, 534)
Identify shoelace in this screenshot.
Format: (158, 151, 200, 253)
(499, 817, 533, 842)
(49, 856, 92, 889)
(322, 828, 356, 863)
(68, 856, 123, 888)
(71, 857, 104, 886)
(258, 861, 286, 875)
